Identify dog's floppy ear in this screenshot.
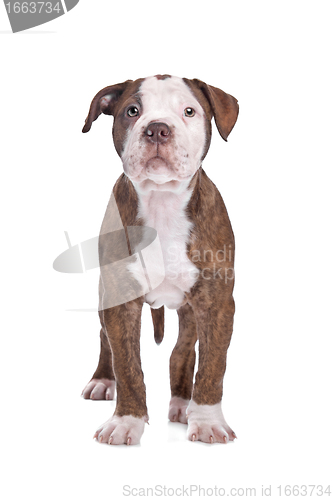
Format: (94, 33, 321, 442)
(189, 79, 239, 142)
(82, 80, 133, 133)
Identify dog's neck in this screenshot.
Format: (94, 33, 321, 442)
(130, 168, 200, 227)
(129, 170, 201, 250)
(136, 183, 192, 226)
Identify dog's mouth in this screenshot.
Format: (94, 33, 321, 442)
(125, 151, 193, 192)
(145, 156, 172, 183)
(128, 157, 192, 192)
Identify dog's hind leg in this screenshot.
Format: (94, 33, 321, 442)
(81, 310, 116, 400)
(168, 303, 197, 423)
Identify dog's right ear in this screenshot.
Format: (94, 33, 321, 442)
(82, 80, 133, 133)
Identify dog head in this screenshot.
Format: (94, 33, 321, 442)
(83, 75, 238, 192)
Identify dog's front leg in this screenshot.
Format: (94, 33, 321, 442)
(93, 298, 148, 445)
(187, 282, 236, 444)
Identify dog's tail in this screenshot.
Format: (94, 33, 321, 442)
(151, 306, 164, 345)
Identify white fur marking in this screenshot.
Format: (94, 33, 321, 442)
(95, 415, 146, 445)
(82, 378, 116, 400)
(168, 396, 189, 424)
(130, 182, 199, 309)
(121, 76, 206, 184)
(186, 400, 234, 444)
(123, 76, 206, 309)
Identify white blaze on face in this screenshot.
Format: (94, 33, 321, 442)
(121, 76, 206, 188)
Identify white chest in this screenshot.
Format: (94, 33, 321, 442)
(130, 187, 199, 310)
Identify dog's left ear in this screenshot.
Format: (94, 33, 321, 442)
(186, 79, 239, 142)
(82, 80, 133, 133)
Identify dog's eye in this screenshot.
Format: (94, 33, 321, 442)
(127, 106, 139, 117)
(184, 107, 195, 117)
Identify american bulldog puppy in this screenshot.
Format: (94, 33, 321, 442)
(81, 75, 239, 445)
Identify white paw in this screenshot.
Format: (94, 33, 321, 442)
(81, 378, 115, 400)
(168, 396, 189, 424)
(94, 415, 147, 445)
(186, 400, 236, 444)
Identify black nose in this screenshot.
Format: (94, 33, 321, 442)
(145, 122, 170, 144)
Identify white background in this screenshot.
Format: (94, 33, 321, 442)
(1, 1, 332, 498)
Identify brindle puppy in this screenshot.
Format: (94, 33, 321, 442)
(81, 75, 239, 445)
